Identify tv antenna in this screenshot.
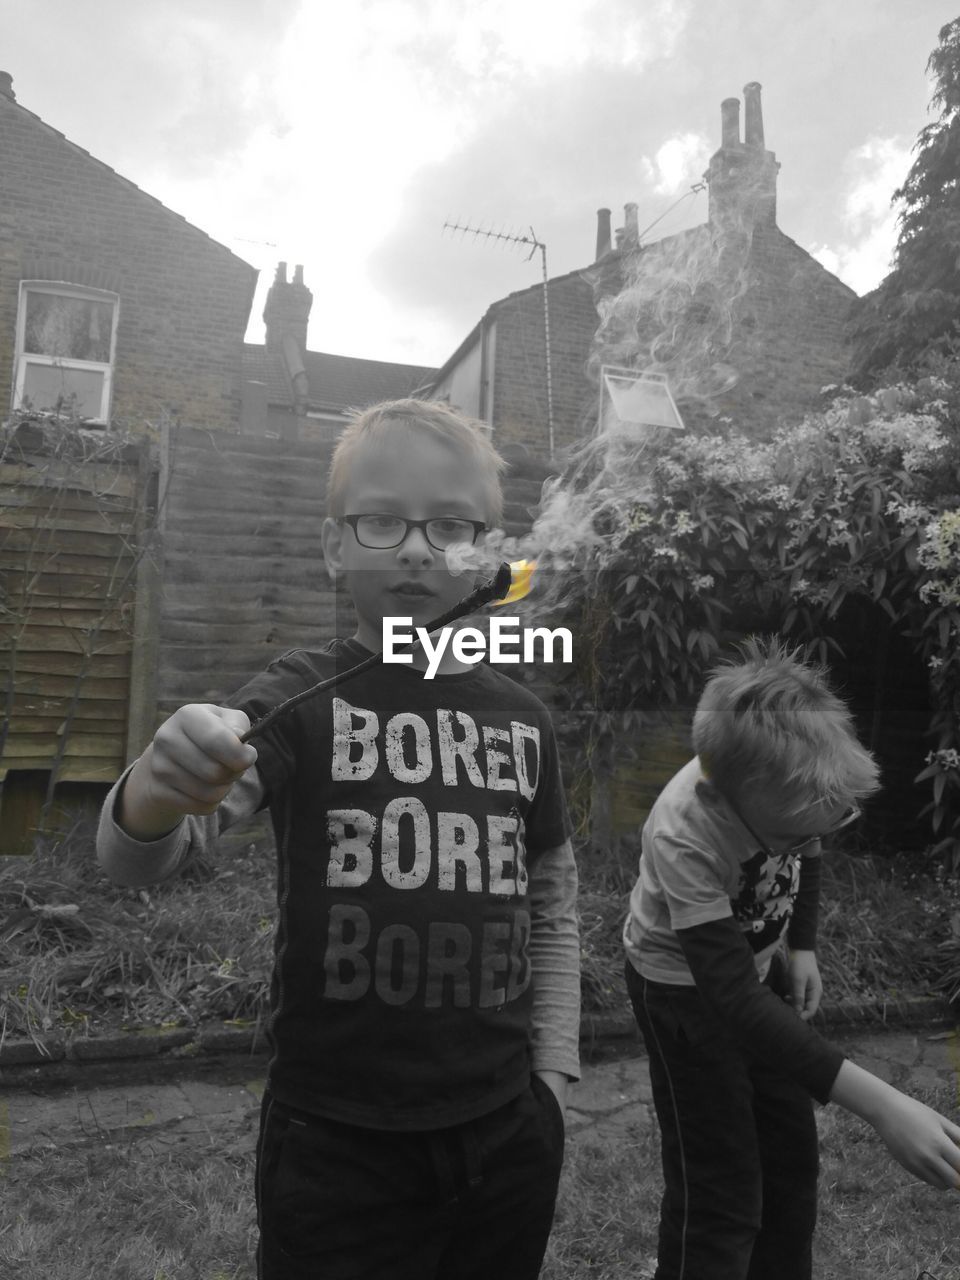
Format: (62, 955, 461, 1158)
(443, 220, 556, 459)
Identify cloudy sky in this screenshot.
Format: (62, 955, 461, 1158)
(3, 1, 956, 369)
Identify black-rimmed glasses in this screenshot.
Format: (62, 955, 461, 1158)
(340, 513, 486, 552)
(724, 793, 862, 856)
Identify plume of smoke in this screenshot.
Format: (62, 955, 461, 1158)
(516, 193, 769, 617)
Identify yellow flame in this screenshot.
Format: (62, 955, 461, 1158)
(492, 559, 537, 606)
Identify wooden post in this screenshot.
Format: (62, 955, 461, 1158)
(124, 436, 162, 764)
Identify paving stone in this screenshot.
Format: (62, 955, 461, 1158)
(867, 1033, 922, 1068)
(907, 1064, 954, 1093)
(569, 1060, 648, 1114)
(591, 1103, 654, 1143)
(846, 1053, 897, 1085)
(178, 1079, 261, 1119)
(66, 1083, 189, 1133)
(919, 1035, 960, 1074)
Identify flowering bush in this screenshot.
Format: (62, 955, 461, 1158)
(550, 357, 960, 868)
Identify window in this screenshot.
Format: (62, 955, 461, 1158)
(14, 282, 119, 424)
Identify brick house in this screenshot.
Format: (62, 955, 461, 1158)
(427, 83, 857, 456)
(0, 72, 434, 845)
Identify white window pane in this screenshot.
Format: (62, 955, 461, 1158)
(21, 363, 106, 419)
(24, 292, 113, 362)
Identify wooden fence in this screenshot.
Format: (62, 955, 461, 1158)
(0, 421, 156, 844)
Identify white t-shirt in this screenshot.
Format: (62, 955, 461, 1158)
(624, 758, 818, 985)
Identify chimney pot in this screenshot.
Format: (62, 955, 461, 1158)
(720, 97, 740, 148)
(0, 71, 15, 101)
(624, 202, 639, 247)
(595, 208, 612, 260)
(743, 81, 765, 148)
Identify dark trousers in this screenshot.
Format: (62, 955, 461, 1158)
(625, 960, 819, 1280)
(255, 1074, 565, 1279)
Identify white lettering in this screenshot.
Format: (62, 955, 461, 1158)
(510, 722, 540, 802)
(419, 627, 450, 680)
(437, 709, 485, 788)
(451, 626, 486, 664)
(488, 616, 521, 663)
(331, 699, 380, 780)
(382, 618, 573, 676)
(523, 625, 573, 664)
(483, 725, 516, 791)
(325, 808, 376, 887)
(436, 811, 483, 891)
(380, 796, 433, 889)
(384, 712, 432, 783)
(381, 617, 414, 663)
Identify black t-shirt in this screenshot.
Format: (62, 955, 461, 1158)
(230, 638, 572, 1130)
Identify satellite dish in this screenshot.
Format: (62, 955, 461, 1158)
(599, 367, 685, 436)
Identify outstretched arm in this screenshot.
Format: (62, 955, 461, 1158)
(829, 1059, 960, 1191)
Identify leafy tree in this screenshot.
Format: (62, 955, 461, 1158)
(543, 359, 960, 869)
(849, 18, 960, 381)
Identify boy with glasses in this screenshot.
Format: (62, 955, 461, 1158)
(97, 399, 580, 1279)
(623, 637, 960, 1280)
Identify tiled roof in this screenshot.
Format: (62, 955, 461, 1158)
(242, 344, 438, 413)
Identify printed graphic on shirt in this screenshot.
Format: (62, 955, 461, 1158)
(730, 845, 801, 954)
(317, 697, 542, 1012)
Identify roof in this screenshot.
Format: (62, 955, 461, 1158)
(242, 344, 438, 413)
(0, 89, 256, 274)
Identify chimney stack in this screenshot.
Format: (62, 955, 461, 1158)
(263, 261, 313, 356)
(743, 82, 764, 148)
(623, 201, 639, 248)
(720, 97, 740, 148)
(704, 83, 780, 231)
(0, 72, 15, 101)
(595, 208, 612, 260)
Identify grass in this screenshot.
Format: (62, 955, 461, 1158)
(2, 1073, 958, 1279)
(1, 819, 959, 1043)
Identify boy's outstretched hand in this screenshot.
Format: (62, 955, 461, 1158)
(830, 1059, 960, 1191)
(119, 704, 258, 841)
(874, 1091, 960, 1191)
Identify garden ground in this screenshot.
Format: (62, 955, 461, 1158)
(1, 1024, 958, 1280)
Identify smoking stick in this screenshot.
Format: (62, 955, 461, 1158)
(239, 561, 513, 744)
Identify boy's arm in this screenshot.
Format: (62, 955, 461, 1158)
(97, 761, 265, 887)
(675, 916, 845, 1103)
(96, 704, 262, 888)
(786, 851, 823, 1019)
(527, 837, 581, 1110)
(829, 1059, 960, 1190)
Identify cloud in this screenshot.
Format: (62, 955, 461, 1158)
(639, 132, 712, 197)
(810, 136, 913, 295)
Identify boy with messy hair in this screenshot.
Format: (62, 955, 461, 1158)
(97, 399, 580, 1279)
(623, 637, 960, 1280)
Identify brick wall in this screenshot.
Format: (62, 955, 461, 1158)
(491, 271, 600, 455)
(700, 225, 856, 436)
(490, 224, 856, 457)
(0, 94, 256, 431)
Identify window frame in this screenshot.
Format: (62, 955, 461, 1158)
(13, 281, 120, 425)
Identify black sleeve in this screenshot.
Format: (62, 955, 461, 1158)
(787, 852, 821, 951)
(676, 916, 845, 1104)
